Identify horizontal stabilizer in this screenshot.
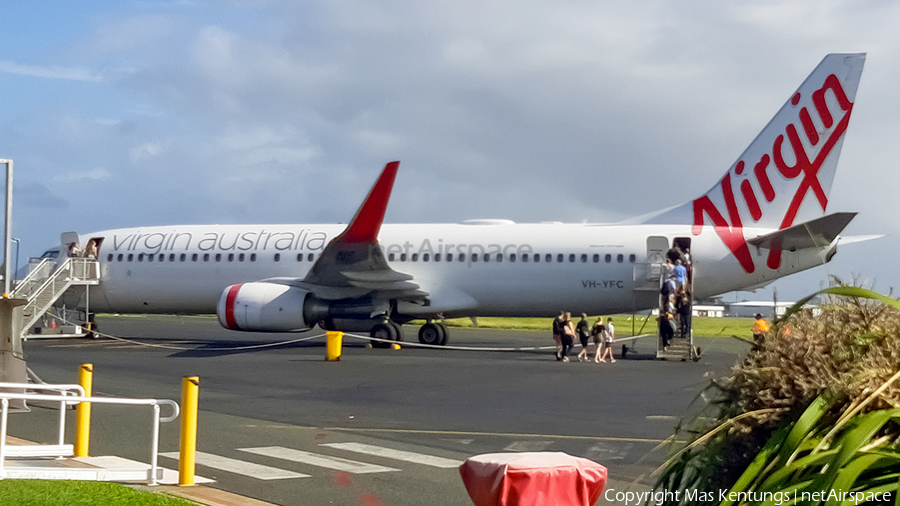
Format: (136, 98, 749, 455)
(341, 270, 414, 283)
(838, 234, 885, 246)
(747, 212, 856, 251)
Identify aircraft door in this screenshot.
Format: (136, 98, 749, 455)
(632, 236, 668, 298)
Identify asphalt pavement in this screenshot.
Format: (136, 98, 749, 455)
(9, 315, 749, 505)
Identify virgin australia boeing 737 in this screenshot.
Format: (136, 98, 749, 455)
(42, 53, 867, 345)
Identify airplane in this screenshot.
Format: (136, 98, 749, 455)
(36, 53, 867, 347)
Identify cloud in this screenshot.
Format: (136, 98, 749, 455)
(15, 182, 69, 209)
(0, 61, 102, 82)
(52, 168, 113, 183)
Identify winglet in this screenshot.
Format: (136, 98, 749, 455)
(339, 161, 400, 243)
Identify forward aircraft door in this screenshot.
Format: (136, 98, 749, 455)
(631, 236, 668, 309)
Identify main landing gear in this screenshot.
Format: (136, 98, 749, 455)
(418, 322, 448, 346)
(369, 321, 403, 348)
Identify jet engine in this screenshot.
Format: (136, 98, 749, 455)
(217, 282, 312, 332)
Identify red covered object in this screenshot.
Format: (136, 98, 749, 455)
(459, 452, 608, 506)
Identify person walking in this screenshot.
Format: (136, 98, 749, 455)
(576, 313, 591, 362)
(552, 311, 564, 358)
(752, 313, 770, 344)
(558, 312, 575, 362)
(591, 317, 606, 363)
(598, 317, 616, 363)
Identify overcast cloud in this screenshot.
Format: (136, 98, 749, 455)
(2, 0, 898, 301)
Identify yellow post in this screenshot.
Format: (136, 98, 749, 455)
(179, 376, 199, 486)
(326, 331, 343, 361)
(74, 363, 93, 457)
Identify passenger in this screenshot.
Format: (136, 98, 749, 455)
(591, 317, 606, 363)
(659, 312, 675, 349)
(752, 313, 770, 344)
(67, 242, 82, 258)
(576, 313, 591, 362)
(552, 312, 564, 358)
(674, 259, 687, 291)
(598, 317, 616, 363)
(83, 240, 98, 259)
(678, 294, 691, 339)
(558, 312, 575, 362)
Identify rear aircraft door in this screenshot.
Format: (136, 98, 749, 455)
(632, 236, 668, 303)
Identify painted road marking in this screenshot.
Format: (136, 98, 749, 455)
(160, 451, 309, 480)
(239, 446, 399, 474)
(320, 442, 463, 468)
(504, 440, 554, 452)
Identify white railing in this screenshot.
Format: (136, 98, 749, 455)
(11, 258, 56, 299)
(0, 384, 179, 485)
(18, 257, 100, 335)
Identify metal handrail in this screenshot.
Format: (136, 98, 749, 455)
(11, 258, 55, 299)
(18, 257, 100, 334)
(0, 385, 179, 485)
(0, 383, 84, 448)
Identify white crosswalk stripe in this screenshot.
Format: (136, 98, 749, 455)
(160, 451, 310, 480)
(321, 442, 463, 468)
(503, 440, 554, 452)
(239, 446, 400, 474)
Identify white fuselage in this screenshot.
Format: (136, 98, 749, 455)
(78, 221, 832, 317)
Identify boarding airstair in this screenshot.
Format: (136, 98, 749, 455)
(11, 257, 100, 339)
(655, 261, 697, 362)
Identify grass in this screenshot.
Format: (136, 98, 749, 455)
(415, 315, 758, 338)
(0, 480, 196, 506)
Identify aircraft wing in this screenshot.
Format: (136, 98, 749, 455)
(268, 161, 428, 302)
(747, 212, 856, 251)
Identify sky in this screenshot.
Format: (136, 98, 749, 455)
(1, 0, 898, 302)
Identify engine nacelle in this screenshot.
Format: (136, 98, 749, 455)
(217, 282, 312, 332)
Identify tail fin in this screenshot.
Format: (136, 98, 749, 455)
(646, 53, 865, 272)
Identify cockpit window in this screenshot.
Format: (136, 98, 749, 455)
(40, 250, 60, 259)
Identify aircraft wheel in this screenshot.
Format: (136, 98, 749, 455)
(621, 344, 628, 359)
(437, 323, 448, 346)
(418, 323, 445, 345)
(389, 322, 404, 342)
(370, 322, 398, 348)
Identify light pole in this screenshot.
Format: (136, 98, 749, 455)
(10, 238, 19, 283)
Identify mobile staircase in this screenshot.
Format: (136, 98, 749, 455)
(11, 257, 100, 339)
(656, 262, 697, 362)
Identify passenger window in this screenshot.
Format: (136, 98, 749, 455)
(593, 254, 599, 263)
(180, 253, 186, 262)
(148, 254, 154, 262)
(629, 254, 636, 263)
(117, 254, 123, 262)
(388, 253, 395, 261)
(546, 254, 552, 263)
(458, 253, 465, 262)
(203, 253, 209, 262)
(307, 253, 314, 262)
(138, 253, 144, 262)
(472, 253, 479, 262)
(423, 253, 430, 262)
(107, 254, 113, 262)
(483, 253, 490, 262)
(192, 253, 198, 262)
(239, 253, 245, 262)
(510, 254, 516, 262)
(250, 253, 256, 261)
(411, 253, 418, 262)
(617, 254, 624, 263)
(605, 254, 612, 263)
(228, 253, 234, 262)
(127, 254, 134, 262)
(569, 254, 575, 263)
(435, 253, 441, 262)
(496, 253, 503, 262)
(557, 254, 563, 263)
(159, 254, 165, 262)
(522, 253, 529, 262)
(215, 254, 222, 262)
(400, 253, 407, 261)
(169, 254, 175, 262)
(274, 253, 281, 262)
(580, 254, 587, 263)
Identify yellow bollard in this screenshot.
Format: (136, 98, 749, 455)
(74, 363, 93, 457)
(179, 376, 200, 486)
(326, 331, 343, 361)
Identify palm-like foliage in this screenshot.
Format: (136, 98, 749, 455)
(651, 286, 900, 506)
